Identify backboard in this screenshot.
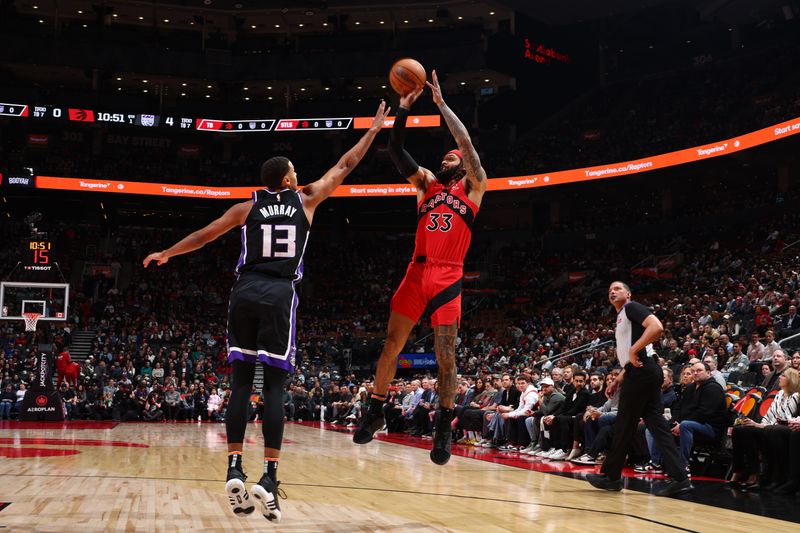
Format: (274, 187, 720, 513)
(0, 282, 69, 322)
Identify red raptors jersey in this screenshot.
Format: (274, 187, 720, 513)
(413, 181, 479, 265)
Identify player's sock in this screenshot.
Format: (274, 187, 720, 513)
(264, 457, 279, 484)
(368, 393, 386, 414)
(228, 451, 243, 471)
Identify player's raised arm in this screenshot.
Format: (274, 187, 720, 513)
(426, 70, 488, 199)
(142, 201, 251, 267)
(388, 87, 431, 192)
(301, 101, 390, 210)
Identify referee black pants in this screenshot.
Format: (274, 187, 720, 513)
(601, 361, 688, 482)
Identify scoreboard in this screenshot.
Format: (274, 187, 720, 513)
(22, 238, 54, 272)
(0, 101, 436, 134)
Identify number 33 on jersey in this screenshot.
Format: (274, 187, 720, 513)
(236, 189, 310, 280)
(414, 181, 479, 264)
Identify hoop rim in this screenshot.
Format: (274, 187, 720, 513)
(22, 312, 42, 332)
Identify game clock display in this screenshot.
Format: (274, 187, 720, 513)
(22, 239, 54, 271)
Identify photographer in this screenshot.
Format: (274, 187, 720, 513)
(112, 383, 140, 421)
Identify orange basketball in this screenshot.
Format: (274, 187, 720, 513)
(389, 58, 426, 96)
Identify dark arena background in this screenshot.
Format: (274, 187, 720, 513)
(1, 0, 800, 531)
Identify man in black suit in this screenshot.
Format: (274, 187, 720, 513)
(779, 306, 800, 339)
(646, 362, 726, 469)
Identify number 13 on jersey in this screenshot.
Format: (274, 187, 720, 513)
(261, 224, 296, 258)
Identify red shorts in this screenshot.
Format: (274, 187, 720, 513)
(390, 262, 462, 327)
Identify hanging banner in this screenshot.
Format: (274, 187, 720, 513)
(30, 114, 800, 199)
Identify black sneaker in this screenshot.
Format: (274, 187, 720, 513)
(352, 408, 385, 444)
(225, 467, 255, 517)
(655, 477, 694, 497)
(586, 473, 623, 491)
(430, 408, 454, 466)
(252, 474, 286, 523)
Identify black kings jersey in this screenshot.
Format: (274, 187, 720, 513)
(235, 188, 310, 280)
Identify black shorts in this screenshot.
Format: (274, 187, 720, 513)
(227, 273, 298, 373)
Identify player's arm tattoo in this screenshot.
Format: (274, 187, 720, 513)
(437, 103, 487, 183)
(434, 324, 458, 408)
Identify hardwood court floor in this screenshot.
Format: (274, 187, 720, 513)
(0, 420, 794, 532)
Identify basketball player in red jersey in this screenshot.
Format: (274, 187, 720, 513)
(354, 70, 487, 465)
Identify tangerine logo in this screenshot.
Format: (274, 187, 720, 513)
(398, 357, 412, 369)
(35, 395, 48, 407)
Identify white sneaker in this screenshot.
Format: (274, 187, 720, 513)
(534, 448, 551, 458)
(548, 449, 568, 461)
(566, 448, 582, 461)
(520, 445, 535, 455)
(475, 439, 488, 447)
(571, 453, 598, 465)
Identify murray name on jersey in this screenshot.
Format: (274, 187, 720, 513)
(260, 204, 298, 219)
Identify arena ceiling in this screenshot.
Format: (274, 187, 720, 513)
(13, 0, 511, 33)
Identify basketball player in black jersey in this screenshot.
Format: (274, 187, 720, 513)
(143, 102, 390, 523)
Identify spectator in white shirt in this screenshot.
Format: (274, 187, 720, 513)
(15, 383, 26, 413)
(499, 375, 539, 451)
(747, 332, 766, 372)
(207, 388, 223, 421)
(762, 330, 781, 362)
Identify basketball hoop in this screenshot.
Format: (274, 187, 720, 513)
(23, 312, 42, 332)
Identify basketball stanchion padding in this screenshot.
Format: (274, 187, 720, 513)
(19, 311, 65, 421)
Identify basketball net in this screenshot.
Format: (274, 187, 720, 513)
(23, 312, 42, 332)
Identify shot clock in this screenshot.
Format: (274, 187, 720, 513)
(22, 239, 54, 272)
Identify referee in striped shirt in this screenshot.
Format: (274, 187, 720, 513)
(587, 281, 693, 496)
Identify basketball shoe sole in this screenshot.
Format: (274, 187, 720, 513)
(225, 477, 255, 517)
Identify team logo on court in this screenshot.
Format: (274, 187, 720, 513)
(141, 115, 155, 127)
(35, 395, 48, 407)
